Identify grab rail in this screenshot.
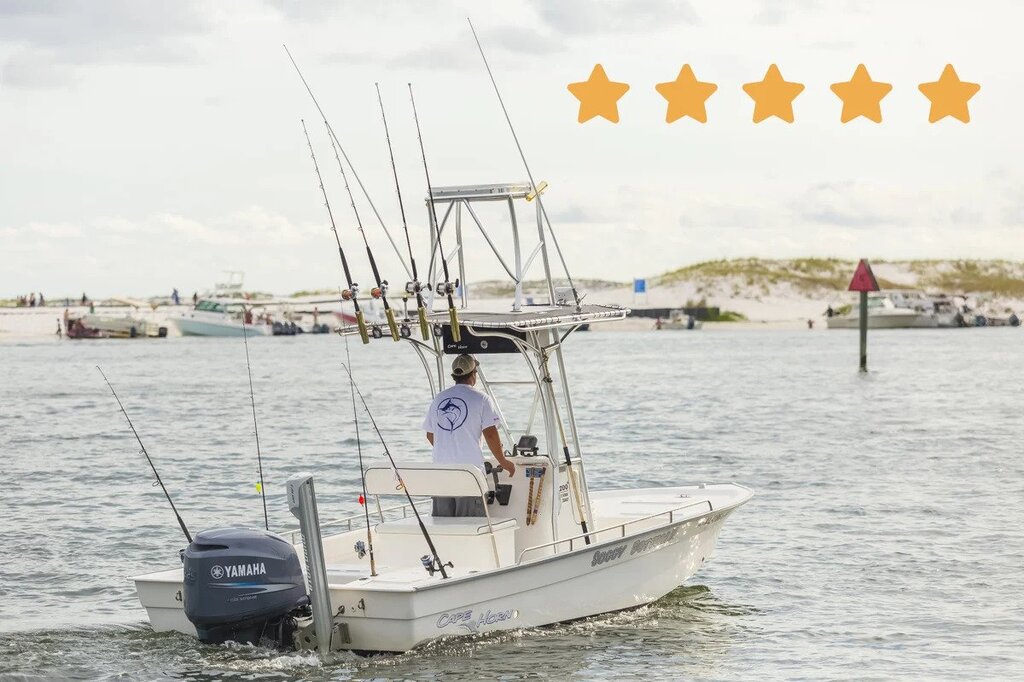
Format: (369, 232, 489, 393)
(517, 499, 713, 564)
(286, 498, 431, 544)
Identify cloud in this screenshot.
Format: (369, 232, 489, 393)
(482, 26, 563, 56)
(530, 0, 699, 35)
(796, 182, 905, 228)
(0, 0, 213, 88)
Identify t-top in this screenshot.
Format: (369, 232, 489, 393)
(421, 384, 502, 470)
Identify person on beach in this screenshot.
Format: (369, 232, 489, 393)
(826, 304, 834, 318)
(29, 293, 36, 307)
(63, 307, 70, 332)
(192, 291, 198, 307)
(172, 288, 180, 306)
(38, 292, 45, 307)
(56, 318, 62, 338)
(81, 293, 88, 306)
(422, 354, 515, 517)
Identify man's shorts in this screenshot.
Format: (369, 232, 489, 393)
(432, 496, 485, 517)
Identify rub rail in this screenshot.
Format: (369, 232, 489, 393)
(517, 499, 714, 564)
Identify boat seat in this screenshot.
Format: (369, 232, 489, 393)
(375, 516, 517, 537)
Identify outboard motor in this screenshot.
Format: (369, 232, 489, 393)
(183, 528, 308, 646)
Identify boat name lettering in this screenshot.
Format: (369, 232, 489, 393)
(699, 511, 727, 526)
(210, 562, 267, 580)
(630, 527, 679, 556)
(591, 544, 626, 567)
(436, 607, 518, 632)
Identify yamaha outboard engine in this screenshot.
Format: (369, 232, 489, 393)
(183, 528, 308, 646)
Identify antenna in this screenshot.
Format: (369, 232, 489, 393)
(467, 18, 582, 311)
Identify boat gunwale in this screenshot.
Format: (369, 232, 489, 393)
(332, 483, 753, 595)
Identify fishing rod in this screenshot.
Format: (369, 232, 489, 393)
(341, 363, 451, 579)
(467, 18, 582, 312)
(97, 366, 193, 544)
(340, 297, 376, 576)
(538, 351, 591, 544)
(301, 119, 371, 345)
(375, 82, 430, 341)
(241, 315, 269, 530)
(325, 121, 401, 342)
(283, 45, 412, 282)
(408, 83, 461, 343)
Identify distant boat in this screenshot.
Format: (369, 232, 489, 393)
(171, 299, 272, 337)
(827, 294, 938, 329)
(655, 310, 702, 330)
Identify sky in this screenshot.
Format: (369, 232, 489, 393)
(1, 0, 1022, 298)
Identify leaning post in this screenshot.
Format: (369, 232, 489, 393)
(847, 259, 880, 372)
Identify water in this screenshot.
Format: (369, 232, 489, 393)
(2, 328, 1022, 680)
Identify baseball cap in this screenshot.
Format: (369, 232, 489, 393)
(451, 354, 479, 377)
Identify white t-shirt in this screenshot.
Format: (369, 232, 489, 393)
(421, 384, 502, 470)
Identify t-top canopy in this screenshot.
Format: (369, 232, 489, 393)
(427, 304, 628, 331)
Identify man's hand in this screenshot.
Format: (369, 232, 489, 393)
(496, 458, 515, 477)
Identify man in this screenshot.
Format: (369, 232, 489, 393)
(422, 354, 515, 517)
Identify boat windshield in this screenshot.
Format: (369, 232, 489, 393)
(195, 300, 227, 313)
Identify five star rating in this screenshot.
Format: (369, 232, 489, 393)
(567, 63, 979, 124)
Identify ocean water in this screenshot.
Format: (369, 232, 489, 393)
(1, 327, 1022, 680)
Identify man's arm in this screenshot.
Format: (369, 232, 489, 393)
(483, 426, 515, 476)
(426, 432, 434, 445)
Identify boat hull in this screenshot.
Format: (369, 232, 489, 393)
(827, 313, 938, 329)
(133, 484, 749, 652)
(171, 318, 272, 337)
(330, 505, 736, 652)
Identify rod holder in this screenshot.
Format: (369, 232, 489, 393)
(448, 308, 461, 342)
(355, 311, 370, 345)
(417, 306, 430, 341)
(385, 308, 400, 342)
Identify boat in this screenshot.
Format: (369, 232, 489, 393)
(131, 182, 753, 654)
(170, 299, 273, 337)
(66, 310, 167, 339)
(655, 310, 703, 330)
(827, 293, 940, 329)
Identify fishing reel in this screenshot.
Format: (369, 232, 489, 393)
(371, 280, 389, 299)
(405, 280, 422, 295)
(399, 323, 412, 338)
(434, 278, 460, 296)
(353, 540, 367, 559)
(371, 325, 383, 339)
(342, 283, 359, 301)
(432, 323, 444, 338)
(420, 554, 453, 577)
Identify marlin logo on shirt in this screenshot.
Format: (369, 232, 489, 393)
(437, 397, 468, 431)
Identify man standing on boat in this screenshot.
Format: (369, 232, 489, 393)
(423, 354, 515, 517)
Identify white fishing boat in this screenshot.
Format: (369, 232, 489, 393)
(171, 299, 273, 337)
(827, 293, 939, 329)
(128, 41, 751, 655)
(131, 182, 753, 654)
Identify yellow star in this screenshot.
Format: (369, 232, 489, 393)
(918, 64, 980, 123)
(830, 64, 892, 123)
(655, 65, 717, 124)
(567, 64, 630, 123)
(742, 64, 804, 123)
